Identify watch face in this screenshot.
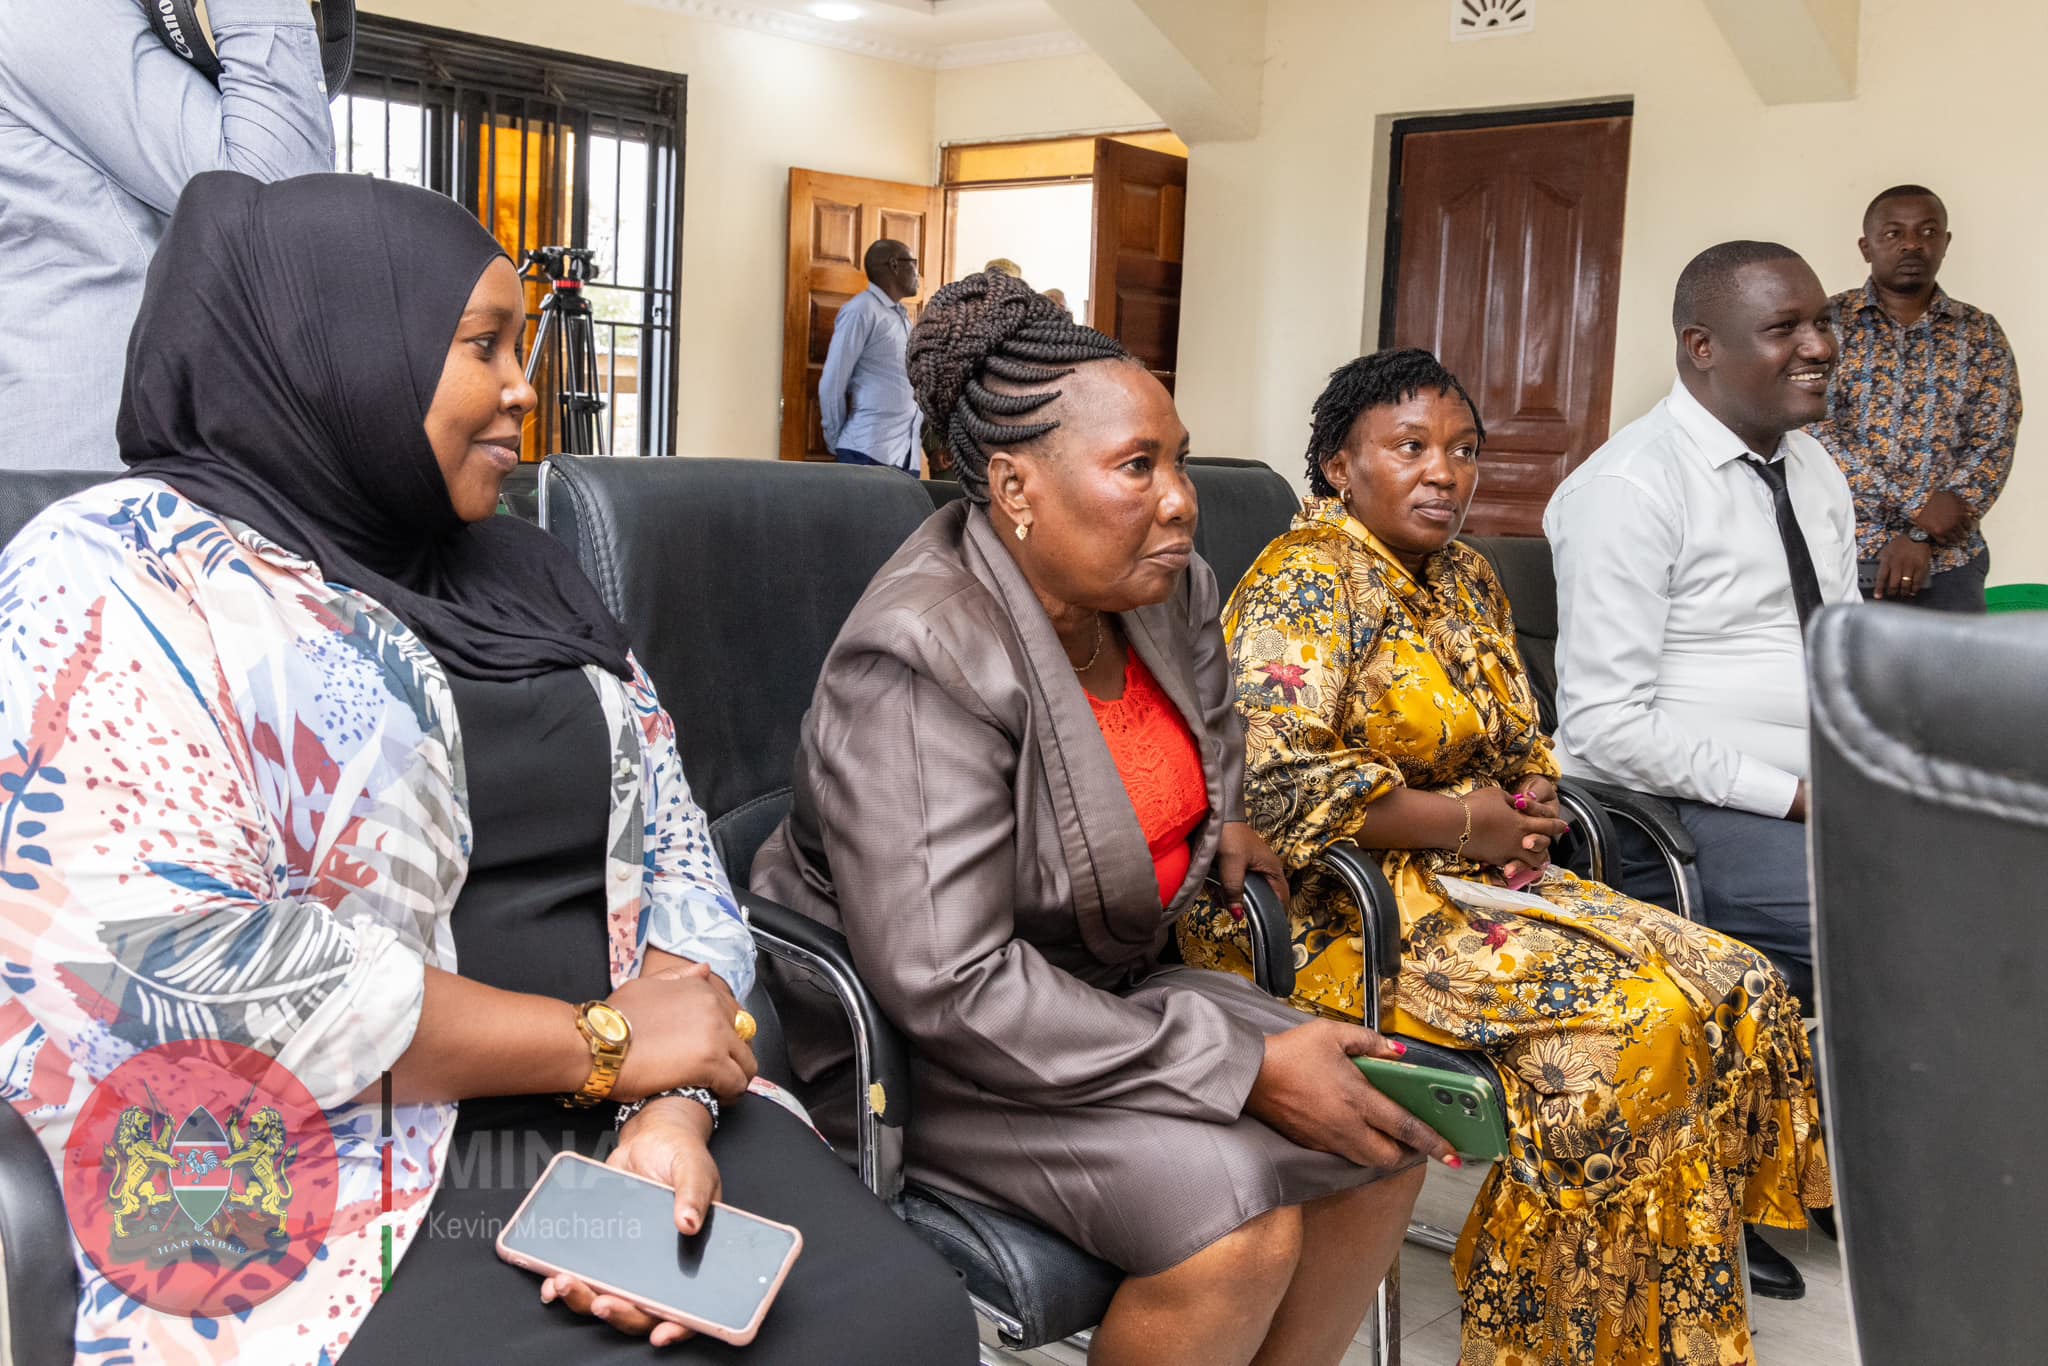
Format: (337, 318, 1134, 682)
(585, 1003, 630, 1045)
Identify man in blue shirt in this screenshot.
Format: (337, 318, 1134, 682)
(0, 0, 336, 471)
(820, 239, 922, 474)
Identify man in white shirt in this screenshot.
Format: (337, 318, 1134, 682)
(1545, 241, 1858, 1016)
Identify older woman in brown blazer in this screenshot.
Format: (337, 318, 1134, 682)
(753, 271, 1453, 1366)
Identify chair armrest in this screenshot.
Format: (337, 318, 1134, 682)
(1205, 867, 1295, 999)
(0, 1101, 75, 1366)
(1567, 778, 1698, 862)
(741, 891, 913, 1201)
(1553, 777, 1621, 886)
(1307, 842, 1402, 1028)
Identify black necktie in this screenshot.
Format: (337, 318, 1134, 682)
(1740, 456, 1826, 627)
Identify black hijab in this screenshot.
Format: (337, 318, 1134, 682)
(118, 171, 632, 682)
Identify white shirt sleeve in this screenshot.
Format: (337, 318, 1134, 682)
(1549, 474, 1802, 817)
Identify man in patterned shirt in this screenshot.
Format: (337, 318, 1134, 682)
(1813, 185, 2022, 611)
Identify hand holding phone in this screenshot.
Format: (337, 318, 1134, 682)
(499, 1151, 803, 1346)
(1353, 1056, 1510, 1161)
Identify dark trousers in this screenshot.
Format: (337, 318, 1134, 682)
(1858, 549, 1990, 613)
(346, 1095, 977, 1364)
(1613, 796, 1815, 1013)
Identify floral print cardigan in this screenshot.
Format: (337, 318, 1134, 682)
(0, 480, 754, 1364)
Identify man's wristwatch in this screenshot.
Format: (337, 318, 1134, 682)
(614, 1086, 721, 1133)
(563, 1000, 632, 1107)
(1906, 525, 1932, 544)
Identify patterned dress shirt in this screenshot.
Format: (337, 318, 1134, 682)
(1811, 280, 2023, 573)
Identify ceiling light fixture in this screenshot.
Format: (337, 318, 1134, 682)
(811, 2, 863, 20)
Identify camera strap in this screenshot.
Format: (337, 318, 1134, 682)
(144, 0, 355, 95)
(145, 0, 221, 82)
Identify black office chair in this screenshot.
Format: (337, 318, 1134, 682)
(539, 455, 1306, 1355)
(0, 469, 117, 1366)
(1184, 459, 1302, 603)
(920, 477, 965, 510)
(1809, 603, 2048, 1365)
(1462, 534, 1700, 916)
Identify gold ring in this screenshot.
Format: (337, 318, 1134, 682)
(733, 1010, 757, 1044)
(1903, 576, 1913, 584)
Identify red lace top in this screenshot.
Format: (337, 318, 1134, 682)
(1086, 650, 1210, 905)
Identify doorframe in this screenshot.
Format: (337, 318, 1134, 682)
(935, 129, 1181, 285)
(1374, 99, 1634, 349)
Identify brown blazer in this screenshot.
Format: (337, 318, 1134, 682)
(754, 500, 1396, 1274)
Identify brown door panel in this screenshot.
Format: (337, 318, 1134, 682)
(783, 168, 939, 462)
(1092, 140, 1188, 381)
(1390, 115, 1631, 537)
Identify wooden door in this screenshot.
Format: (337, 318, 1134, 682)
(1090, 140, 1187, 392)
(1388, 115, 1631, 535)
(782, 169, 939, 462)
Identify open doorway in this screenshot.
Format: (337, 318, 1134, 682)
(939, 130, 1187, 338)
(779, 131, 1189, 461)
(949, 181, 1096, 323)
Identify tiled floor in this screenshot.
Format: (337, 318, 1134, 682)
(984, 1160, 1860, 1365)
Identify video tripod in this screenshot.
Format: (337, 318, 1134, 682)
(522, 246, 608, 456)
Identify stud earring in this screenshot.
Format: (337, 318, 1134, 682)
(1015, 522, 1030, 542)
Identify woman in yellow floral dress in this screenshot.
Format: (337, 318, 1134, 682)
(1180, 350, 1830, 1366)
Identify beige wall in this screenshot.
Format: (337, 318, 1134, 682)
(363, 0, 934, 463)
(933, 52, 1160, 152)
(1174, 0, 2048, 583)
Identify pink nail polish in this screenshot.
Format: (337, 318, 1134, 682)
(1444, 1154, 1464, 1168)
(1391, 1042, 1407, 1055)
(1229, 903, 1245, 921)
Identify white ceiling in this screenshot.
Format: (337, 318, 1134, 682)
(628, 0, 1088, 69)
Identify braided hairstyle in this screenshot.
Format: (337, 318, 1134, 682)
(906, 269, 1131, 503)
(1303, 348, 1484, 497)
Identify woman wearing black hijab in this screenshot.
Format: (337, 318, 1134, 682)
(0, 172, 974, 1364)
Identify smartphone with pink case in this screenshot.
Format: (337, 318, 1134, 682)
(1500, 862, 1547, 892)
(496, 1150, 802, 1345)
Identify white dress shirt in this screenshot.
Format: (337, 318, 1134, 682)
(1543, 379, 1860, 818)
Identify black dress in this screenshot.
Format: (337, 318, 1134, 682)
(346, 670, 976, 1364)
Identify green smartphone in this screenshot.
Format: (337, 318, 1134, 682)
(1353, 1056, 1510, 1162)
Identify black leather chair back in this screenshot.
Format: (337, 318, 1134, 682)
(921, 478, 966, 510)
(0, 471, 111, 553)
(1186, 460, 1299, 603)
(1462, 534, 1559, 730)
(539, 457, 934, 876)
(1808, 604, 2048, 1365)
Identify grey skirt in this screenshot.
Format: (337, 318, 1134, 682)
(899, 965, 1420, 1276)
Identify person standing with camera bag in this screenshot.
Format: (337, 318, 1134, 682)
(0, 0, 336, 471)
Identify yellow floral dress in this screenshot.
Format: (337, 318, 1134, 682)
(1180, 500, 1830, 1366)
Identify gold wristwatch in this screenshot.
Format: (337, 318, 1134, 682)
(563, 1000, 632, 1107)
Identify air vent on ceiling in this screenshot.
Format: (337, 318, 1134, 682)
(1451, 0, 1533, 41)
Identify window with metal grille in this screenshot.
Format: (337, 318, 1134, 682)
(334, 17, 685, 458)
